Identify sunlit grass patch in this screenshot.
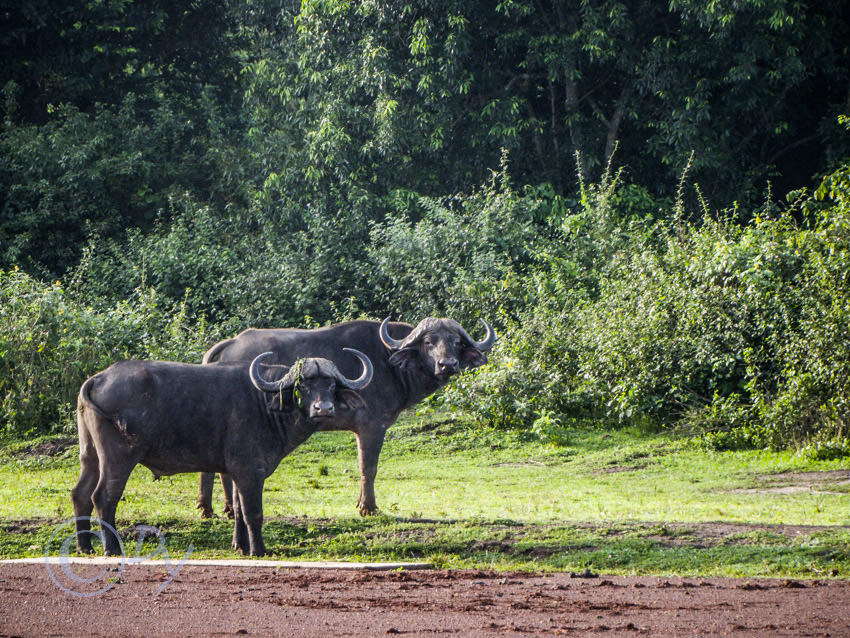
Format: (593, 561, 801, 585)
(1, 411, 848, 577)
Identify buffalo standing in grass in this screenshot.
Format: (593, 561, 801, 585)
(72, 349, 373, 556)
(198, 317, 495, 518)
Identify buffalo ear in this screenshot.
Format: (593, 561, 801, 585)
(337, 389, 366, 411)
(460, 348, 487, 369)
(388, 347, 419, 371)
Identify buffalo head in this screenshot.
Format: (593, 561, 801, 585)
(380, 317, 495, 383)
(250, 348, 373, 421)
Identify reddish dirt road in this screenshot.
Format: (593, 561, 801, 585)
(1, 563, 848, 637)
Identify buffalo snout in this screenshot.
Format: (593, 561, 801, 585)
(310, 399, 335, 418)
(437, 357, 459, 376)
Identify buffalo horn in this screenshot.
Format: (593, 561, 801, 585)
(339, 348, 373, 390)
(249, 352, 292, 393)
(379, 317, 405, 350)
(456, 319, 496, 352)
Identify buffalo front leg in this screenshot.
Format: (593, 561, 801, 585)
(230, 489, 248, 554)
(232, 475, 266, 557)
(355, 427, 386, 517)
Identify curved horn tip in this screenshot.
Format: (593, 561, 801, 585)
(341, 347, 374, 390)
(480, 318, 496, 336)
(250, 352, 285, 393)
(480, 319, 497, 350)
(460, 318, 495, 351)
(379, 316, 405, 350)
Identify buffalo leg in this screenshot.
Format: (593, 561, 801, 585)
(71, 434, 100, 553)
(91, 462, 135, 556)
(230, 489, 248, 553)
(197, 472, 215, 518)
(198, 473, 234, 519)
(220, 473, 234, 518)
(232, 476, 266, 557)
(355, 427, 386, 516)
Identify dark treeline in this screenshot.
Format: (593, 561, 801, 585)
(1, 0, 849, 453)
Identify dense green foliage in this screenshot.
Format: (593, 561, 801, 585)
(0, 268, 215, 437)
(445, 162, 850, 455)
(1, 1, 849, 453)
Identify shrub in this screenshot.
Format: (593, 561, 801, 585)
(447, 161, 850, 451)
(442, 165, 653, 433)
(796, 437, 850, 461)
(0, 269, 216, 438)
(366, 157, 538, 325)
(747, 164, 850, 447)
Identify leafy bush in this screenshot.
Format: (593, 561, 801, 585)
(366, 159, 538, 325)
(0, 90, 250, 280)
(585, 208, 805, 427)
(746, 164, 850, 448)
(0, 269, 216, 438)
(796, 437, 850, 461)
(447, 161, 850, 451)
(442, 164, 654, 432)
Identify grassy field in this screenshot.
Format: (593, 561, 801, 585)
(1, 412, 848, 578)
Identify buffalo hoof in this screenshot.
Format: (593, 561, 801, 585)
(223, 504, 234, 519)
(198, 503, 215, 519)
(357, 502, 379, 517)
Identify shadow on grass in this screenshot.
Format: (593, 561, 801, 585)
(6, 516, 846, 579)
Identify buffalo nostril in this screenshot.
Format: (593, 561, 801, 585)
(312, 402, 334, 415)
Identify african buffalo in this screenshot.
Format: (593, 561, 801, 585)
(72, 349, 373, 556)
(198, 317, 495, 518)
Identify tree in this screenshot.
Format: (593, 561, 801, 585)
(0, 0, 249, 277)
(0, 0, 242, 122)
(245, 0, 850, 206)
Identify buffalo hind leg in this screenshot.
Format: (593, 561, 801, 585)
(91, 461, 136, 556)
(356, 427, 386, 516)
(198, 472, 234, 519)
(197, 472, 215, 518)
(71, 442, 100, 553)
(220, 474, 234, 518)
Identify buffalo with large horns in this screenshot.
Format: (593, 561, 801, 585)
(73, 349, 373, 556)
(199, 317, 495, 517)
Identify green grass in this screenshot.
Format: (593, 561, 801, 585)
(1, 413, 849, 578)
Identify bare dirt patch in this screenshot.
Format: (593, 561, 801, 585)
(731, 470, 850, 495)
(9, 437, 77, 459)
(594, 464, 647, 474)
(1, 563, 848, 637)
(562, 520, 847, 549)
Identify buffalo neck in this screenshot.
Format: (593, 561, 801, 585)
(394, 364, 443, 410)
(260, 393, 318, 458)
